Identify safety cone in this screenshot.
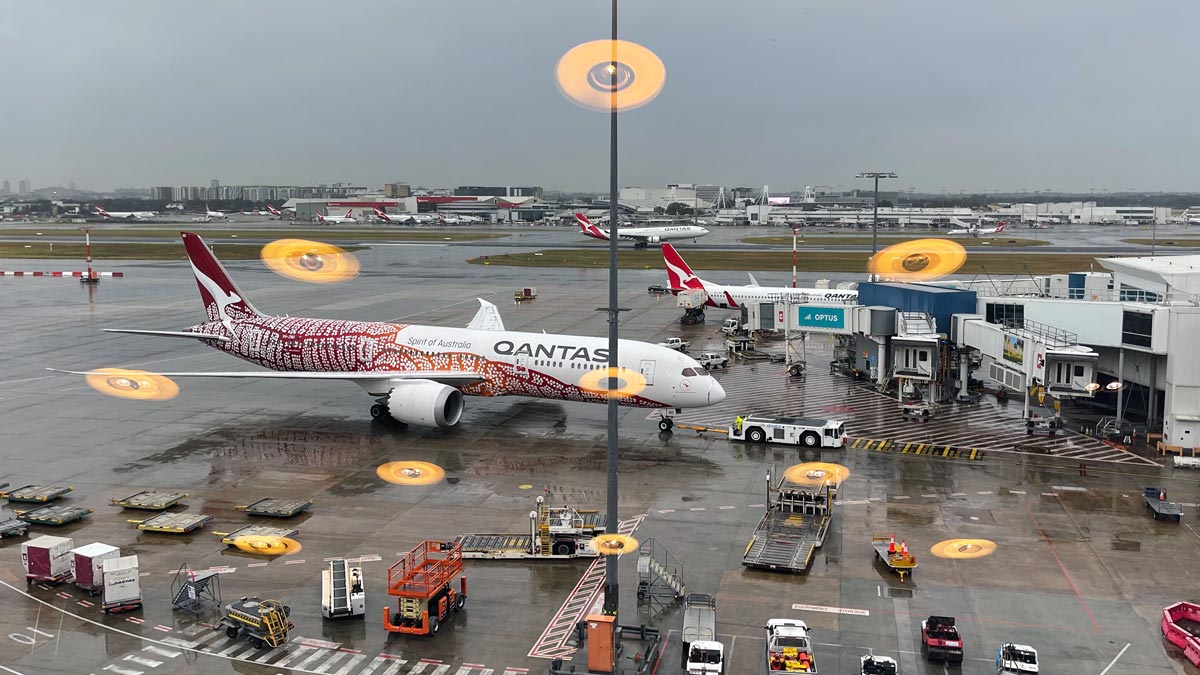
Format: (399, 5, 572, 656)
(1160, 490, 1167, 501)
(888, 535, 896, 553)
(901, 540, 909, 556)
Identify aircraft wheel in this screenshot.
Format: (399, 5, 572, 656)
(658, 418, 674, 432)
(370, 403, 387, 420)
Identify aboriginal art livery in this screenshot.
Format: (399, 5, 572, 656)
(662, 243, 858, 308)
(54, 232, 724, 429)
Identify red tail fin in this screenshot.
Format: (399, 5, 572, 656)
(181, 232, 263, 324)
(662, 243, 703, 290)
(344, 210, 353, 219)
(995, 223, 1005, 232)
(576, 213, 608, 239)
(316, 212, 326, 222)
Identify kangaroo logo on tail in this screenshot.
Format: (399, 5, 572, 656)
(181, 232, 262, 329)
(661, 243, 704, 290)
(576, 213, 609, 240)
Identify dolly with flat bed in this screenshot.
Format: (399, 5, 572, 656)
(1, 484, 74, 503)
(130, 512, 213, 533)
(234, 497, 313, 518)
(1145, 486, 1183, 522)
(16, 503, 93, 526)
(870, 533, 917, 582)
(743, 475, 832, 574)
(455, 495, 607, 559)
(110, 490, 188, 510)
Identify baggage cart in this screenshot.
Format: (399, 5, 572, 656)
(110, 490, 188, 510)
(16, 504, 93, 526)
(1145, 486, 1183, 522)
(101, 555, 142, 614)
(870, 533, 917, 582)
(131, 512, 213, 533)
(0, 518, 29, 538)
(234, 497, 313, 518)
(1, 484, 74, 503)
(71, 542, 119, 595)
(22, 535, 74, 585)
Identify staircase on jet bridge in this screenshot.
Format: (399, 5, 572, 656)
(636, 538, 685, 604)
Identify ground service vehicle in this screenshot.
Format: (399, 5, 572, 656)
(765, 619, 816, 672)
(731, 414, 847, 448)
(743, 479, 831, 573)
(321, 559, 365, 619)
(722, 318, 741, 335)
(456, 495, 607, 559)
(697, 352, 729, 369)
(1145, 486, 1183, 522)
(219, 597, 294, 650)
(658, 336, 690, 352)
(383, 540, 466, 636)
(860, 655, 898, 674)
(996, 642, 1039, 673)
(648, 284, 668, 294)
(921, 616, 964, 664)
(513, 287, 537, 301)
(681, 594, 724, 674)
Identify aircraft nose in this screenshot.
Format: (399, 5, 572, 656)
(709, 378, 726, 405)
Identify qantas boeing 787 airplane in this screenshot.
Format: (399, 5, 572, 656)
(54, 233, 724, 429)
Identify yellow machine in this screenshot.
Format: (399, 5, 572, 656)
(220, 597, 294, 649)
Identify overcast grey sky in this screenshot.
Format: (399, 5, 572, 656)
(3, 0, 1197, 193)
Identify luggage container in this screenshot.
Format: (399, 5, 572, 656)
(22, 535, 74, 584)
(101, 555, 142, 614)
(71, 542, 120, 595)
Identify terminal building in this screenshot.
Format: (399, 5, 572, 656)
(728, 255, 1200, 453)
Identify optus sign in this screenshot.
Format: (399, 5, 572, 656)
(798, 307, 846, 329)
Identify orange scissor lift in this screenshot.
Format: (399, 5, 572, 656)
(383, 540, 467, 636)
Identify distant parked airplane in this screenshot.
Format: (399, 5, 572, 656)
(316, 209, 357, 225)
(662, 243, 858, 307)
(946, 219, 1005, 236)
(577, 213, 708, 248)
(95, 206, 157, 221)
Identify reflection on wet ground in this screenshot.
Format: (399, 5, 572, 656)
(0, 250, 1193, 675)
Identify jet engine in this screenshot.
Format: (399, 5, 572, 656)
(386, 380, 464, 428)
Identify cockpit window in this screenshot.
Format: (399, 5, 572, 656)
(692, 368, 711, 377)
(681, 368, 697, 376)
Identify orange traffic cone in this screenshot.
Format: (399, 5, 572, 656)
(901, 540, 909, 556)
(1160, 490, 1167, 501)
(888, 535, 896, 553)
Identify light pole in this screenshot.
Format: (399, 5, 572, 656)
(602, 0, 621, 619)
(856, 172, 898, 274)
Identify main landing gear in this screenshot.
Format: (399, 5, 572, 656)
(370, 403, 389, 420)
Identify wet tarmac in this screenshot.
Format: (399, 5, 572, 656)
(0, 243, 1197, 675)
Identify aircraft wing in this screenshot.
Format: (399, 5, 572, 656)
(616, 232, 649, 243)
(49, 368, 486, 386)
(105, 329, 230, 342)
(466, 298, 505, 331)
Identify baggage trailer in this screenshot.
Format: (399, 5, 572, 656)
(110, 490, 188, 510)
(383, 540, 466, 636)
(234, 497, 313, 518)
(870, 533, 917, 583)
(765, 618, 817, 673)
(0, 484, 73, 503)
(730, 414, 847, 449)
(16, 504, 93, 526)
(1145, 486, 1183, 522)
(0, 518, 29, 539)
(742, 478, 832, 574)
(131, 512, 213, 533)
(921, 615, 964, 664)
(681, 593, 724, 674)
(22, 535, 74, 585)
(322, 559, 366, 619)
(101, 555, 142, 614)
(71, 542, 119, 596)
(219, 597, 294, 650)
(455, 495, 607, 559)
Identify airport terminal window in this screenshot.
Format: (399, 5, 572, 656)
(1121, 311, 1153, 348)
(985, 302, 1024, 327)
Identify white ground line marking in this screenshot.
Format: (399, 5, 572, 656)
(123, 655, 162, 667)
(791, 602, 870, 616)
(1098, 642, 1131, 675)
(142, 645, 181, 658)
(0, 580, 334, 674)
(0, 666, 28, 675)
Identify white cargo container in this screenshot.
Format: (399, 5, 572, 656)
(71, 542, 119, 595)
(101, 555, 142, 614)
(21, 535, 74, 583)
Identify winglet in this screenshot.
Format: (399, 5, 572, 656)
(747, 273, 761, 287)
(466, 298, 506, 331)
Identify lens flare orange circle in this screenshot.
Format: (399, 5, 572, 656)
(868, 239, 967, 282)
(84, 368, 180, 401)
(556, 40, 665, 112)
(782, 462, 851, 487)
(929, 538, 997, 559)
(261, 239, 360, 284)
(593, 533, 639, 556)
(577, 367, 647, 399)
(376, 461, 446, 486)
(233, 535, 303, 556)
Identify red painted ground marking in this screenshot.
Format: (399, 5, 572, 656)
(1025, 504, 1101, 632)
(338, 648, 361, 654)
(419, 658, 443, 664)
(378, 653, 404, 661)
